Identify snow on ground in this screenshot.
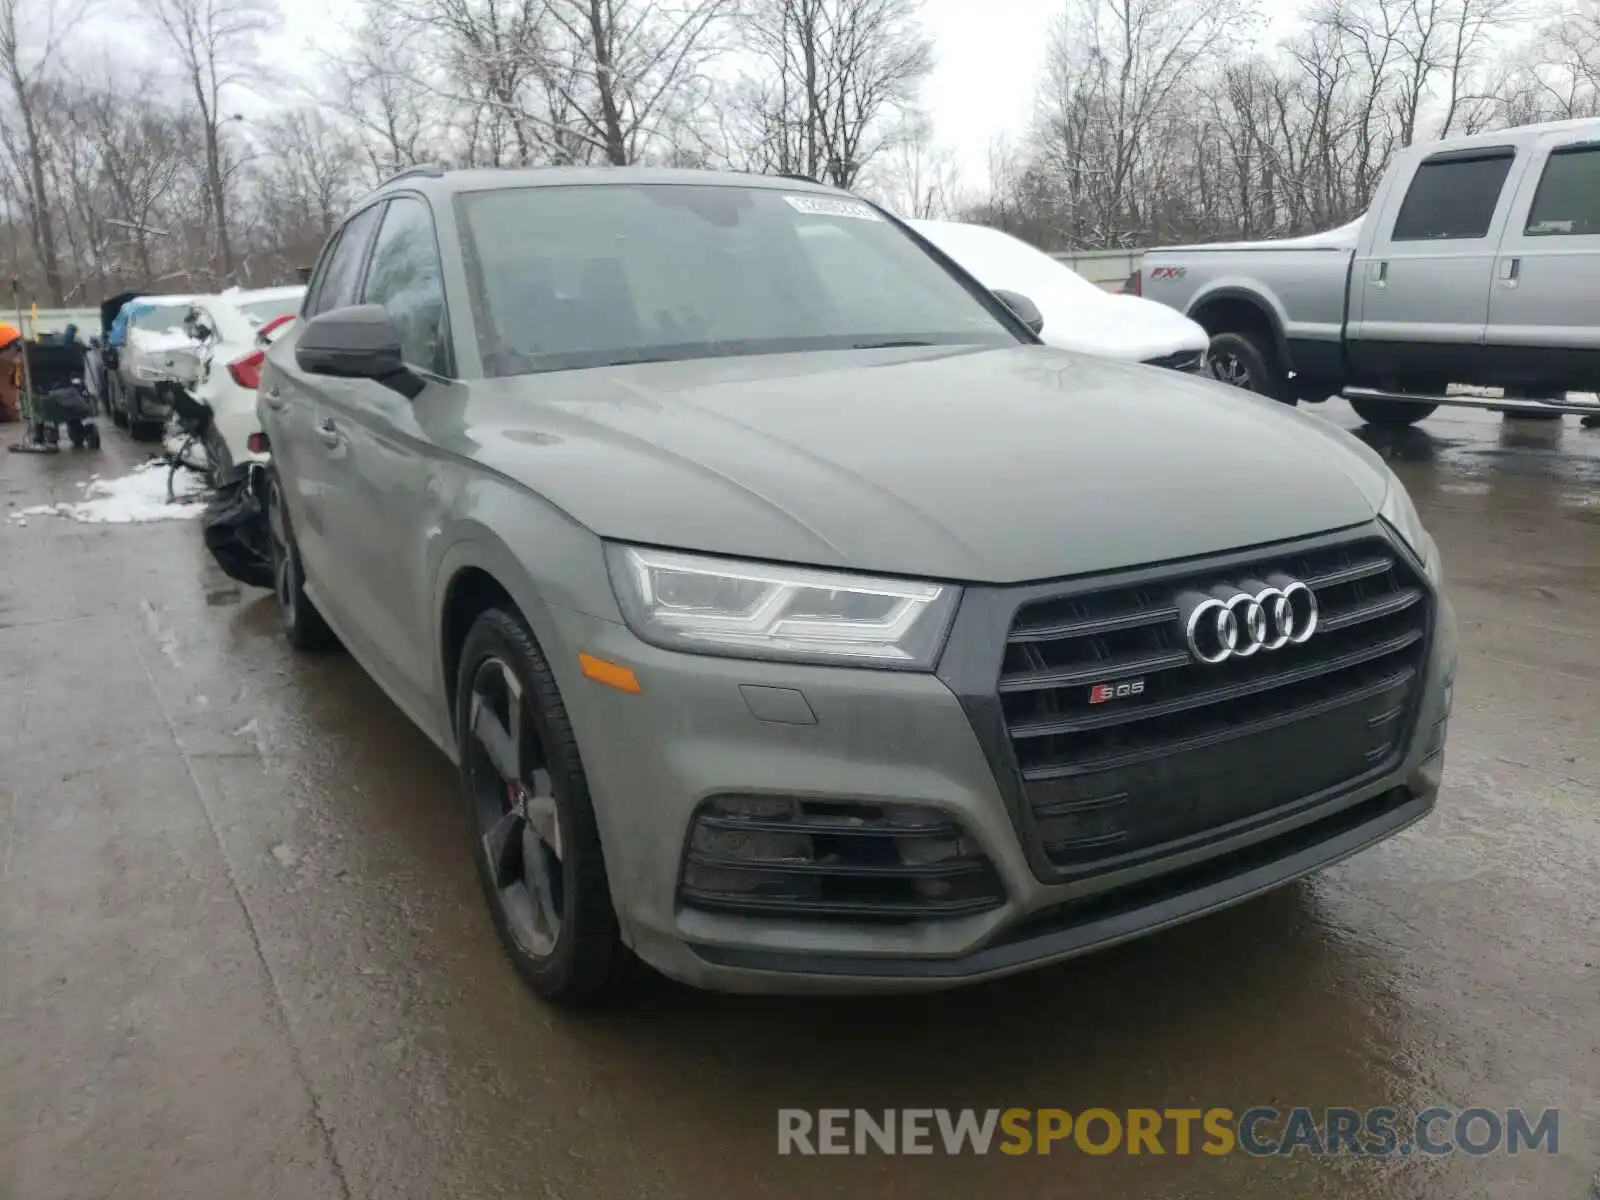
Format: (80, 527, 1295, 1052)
(9, 460, 209, 525)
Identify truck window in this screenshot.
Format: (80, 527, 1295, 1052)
(1390, 151, 1515, 241)
(1524, 145, 1600, 236)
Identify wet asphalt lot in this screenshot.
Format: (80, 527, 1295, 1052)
(2, 399, 1597, 1200)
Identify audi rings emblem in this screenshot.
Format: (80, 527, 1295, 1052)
(1180, 579, 1320, 664)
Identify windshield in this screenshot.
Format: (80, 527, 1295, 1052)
(131, 305, 190, 332)
(455, 184, 1021, 376)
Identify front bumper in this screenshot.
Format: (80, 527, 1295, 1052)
(550, 550, 1457, 994)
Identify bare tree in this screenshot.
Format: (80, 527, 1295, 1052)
(318, 5, 445, 179)
(543, 0, 734, 165)
(734, 0, 932, 187)
(138, 0, 278, 284)
(400, 0, 557, 166)
(70, 72, 191, 283)
(248, 107, 365, 270)
(1032, 0, 1260, 247)
(1539, 0, 1600, 116)
(860, 114, 962, 216)
(0, 0, 94, 303)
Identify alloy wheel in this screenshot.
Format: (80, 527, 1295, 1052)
(266, 483, 297, 625)
(467, 656, 564, 960)
(1208, 353, 1252, 389)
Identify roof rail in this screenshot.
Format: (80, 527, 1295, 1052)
(378, 163, 448, 187)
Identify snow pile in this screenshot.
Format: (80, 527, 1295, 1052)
(9, 460, 209, 525)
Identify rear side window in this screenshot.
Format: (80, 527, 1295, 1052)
(1524, 146, 1600, 236)
(1390, 152, 1515, 241)
(309, 205, 383, 315)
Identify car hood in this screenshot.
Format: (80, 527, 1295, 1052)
(1046, 292, 1209, 360)
(461, 345, 1388, 584)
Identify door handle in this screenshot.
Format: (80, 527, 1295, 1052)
(1369, 261, 1388, 288)
(316, 418, 343, 448)
(263, 385, 286, 411)
(1498, 257, 1521, 287)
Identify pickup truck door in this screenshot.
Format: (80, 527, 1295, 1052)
(1483, 137, 1600, 390)
(1350, 145, 1526, 385)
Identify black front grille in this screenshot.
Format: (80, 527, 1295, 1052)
(995, 534, 1430, 875)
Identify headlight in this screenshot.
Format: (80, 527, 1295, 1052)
(605, 544, 961, 669)
(1379, 473, 1440, 578)
(133, 363, 163, 381)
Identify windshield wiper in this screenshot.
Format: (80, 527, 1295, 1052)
(849, 339, 936, 349)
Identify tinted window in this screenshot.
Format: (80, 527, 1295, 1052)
(1524, 147, 1600, 236)
(455, 184, 1018, 377)
(360, 197, 451, 376)
(1391, 153, 1514, 241)
(310, 205, 382, 315)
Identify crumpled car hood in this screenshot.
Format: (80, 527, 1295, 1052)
(459, 345, 1386, 584)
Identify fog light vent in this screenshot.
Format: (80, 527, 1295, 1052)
(678, 796, 1005, 921)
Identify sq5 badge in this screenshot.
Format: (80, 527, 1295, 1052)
(1089, 679, 1145, 705)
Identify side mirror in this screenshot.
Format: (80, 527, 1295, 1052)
(296, 305, 416, 395)
(993, 289, 1045, 336)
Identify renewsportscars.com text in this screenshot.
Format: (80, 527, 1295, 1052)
(777, 1107, 1560, 1157)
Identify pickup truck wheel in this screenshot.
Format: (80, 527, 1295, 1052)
(457, 608, 638, 1006)
(1205, 331, 1290, 403)
(1348, 398, 1437, 427)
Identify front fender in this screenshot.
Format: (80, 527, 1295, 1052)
(430, 483, 621, 759)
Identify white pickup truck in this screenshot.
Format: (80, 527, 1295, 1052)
(1136, 117, 1600, 426)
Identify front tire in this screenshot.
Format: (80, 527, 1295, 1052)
(456, 608, 637, 1006)
(1205, 330, 1290, 403)
(265, 471, 338, 652)
(1349, 397, 1437, 427)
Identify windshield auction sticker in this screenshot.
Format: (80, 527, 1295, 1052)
(784, 195, 883, 221)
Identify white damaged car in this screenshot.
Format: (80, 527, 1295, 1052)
(908, 218, 1211, 373)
